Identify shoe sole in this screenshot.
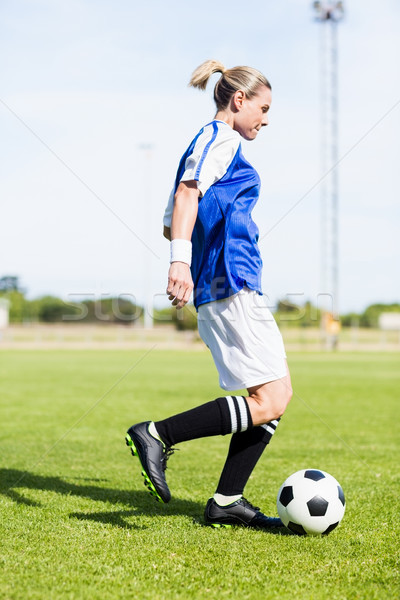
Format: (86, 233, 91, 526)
(206, 518, 282, 530)
(125, 432, 165, 503)
(209, 522, 232, 529)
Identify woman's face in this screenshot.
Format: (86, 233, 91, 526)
(233, 85, 272, 141)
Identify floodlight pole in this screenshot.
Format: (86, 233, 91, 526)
(313, 1, 344, 348)
(139, 143, 154, 329)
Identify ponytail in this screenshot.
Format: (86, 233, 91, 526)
(189, 59, 271, 111)
(189, 60, 226, 91)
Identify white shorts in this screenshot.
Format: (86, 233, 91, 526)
(197, 287, 287, 391)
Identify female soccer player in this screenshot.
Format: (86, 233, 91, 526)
(126, 60, 292, 530)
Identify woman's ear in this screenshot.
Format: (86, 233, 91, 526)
(231, 90, 245, 112)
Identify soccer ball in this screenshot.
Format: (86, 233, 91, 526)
(277, 469, 345, 536)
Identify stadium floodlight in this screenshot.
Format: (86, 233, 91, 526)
(139, 143, 155, 330)
(313, 1, 344, 21)
(312, 1, 344, 350)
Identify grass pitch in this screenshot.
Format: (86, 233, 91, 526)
(0, 349, 399, 599)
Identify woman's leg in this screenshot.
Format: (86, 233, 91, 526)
(246, 363, 293, 426)
(126, 394, 253, 504)
(215, 419, 281, 497)
(215, 361, 292, 498)
(154, 394, 251, 446)
(153, 362, 292, 448)
(126, 362, 291, 506)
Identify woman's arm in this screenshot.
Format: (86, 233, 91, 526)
(167, 180, 199, 309)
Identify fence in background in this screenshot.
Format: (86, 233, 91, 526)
(1, 323, 399, 352)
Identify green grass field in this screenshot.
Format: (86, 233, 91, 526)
(0, 349, 399, 599)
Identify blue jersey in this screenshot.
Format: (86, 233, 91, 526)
(164, 120, 263, 309)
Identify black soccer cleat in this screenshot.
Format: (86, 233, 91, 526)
(125, 421, 174, 504)
(204, 497, 285, 531)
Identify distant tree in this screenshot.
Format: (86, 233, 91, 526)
(360, 303, 400, 328)
(80, 297, 143, 324)
(153, 306, 174, 325)
(340, 304, 400, 328)
(38, 296, 81, 322)
(276, 299, 299, 314)
(297, 300, 321, 327)
(3, 290, 25, 322)
(172, 304, 198, 331)
(0, 285, 38, 323)
(0, 276, 22, 293)
(340, 312, 360, 328)
(274, 299, 321, 327)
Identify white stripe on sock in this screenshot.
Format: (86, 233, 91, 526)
(226, 396, 237, 433)
(236, 396, 248, 432)
(261, 424, 276, 435)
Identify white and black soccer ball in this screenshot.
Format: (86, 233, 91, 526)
(277, 469, 345, 536)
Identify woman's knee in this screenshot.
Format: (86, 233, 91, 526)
(248, 380, 292, 423)
(268, 390, 291, 420)
(285, 382, 293, 407)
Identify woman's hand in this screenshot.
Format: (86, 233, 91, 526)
(167, 262, 194, 309)
(166, 180, 199, 309)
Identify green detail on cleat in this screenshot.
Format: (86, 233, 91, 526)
(141, 471, 163, 502)
(125, 433, 138, 457)
(211, 523, 232, 529)
(125, 433, 165, 504)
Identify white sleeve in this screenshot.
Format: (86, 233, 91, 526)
(180, 122, 240, 197)
(163, 187, 174, 228)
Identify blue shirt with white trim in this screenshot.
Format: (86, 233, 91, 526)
(164, 120, 263, 309)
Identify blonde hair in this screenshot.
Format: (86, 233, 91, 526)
(189, 59, 271, 110)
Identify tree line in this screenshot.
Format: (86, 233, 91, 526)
(0, 276, 398, 329)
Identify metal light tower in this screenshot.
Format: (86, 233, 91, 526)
(313, 1, 344, 348)
(139, 143, 154, 329)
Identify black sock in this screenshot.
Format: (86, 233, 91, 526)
(154, 395, 252, 447)
(216, 418, 281, 496)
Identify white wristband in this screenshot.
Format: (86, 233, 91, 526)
(170, 239, 192, 266)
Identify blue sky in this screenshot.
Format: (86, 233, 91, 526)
(0, 0, 399, 313)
